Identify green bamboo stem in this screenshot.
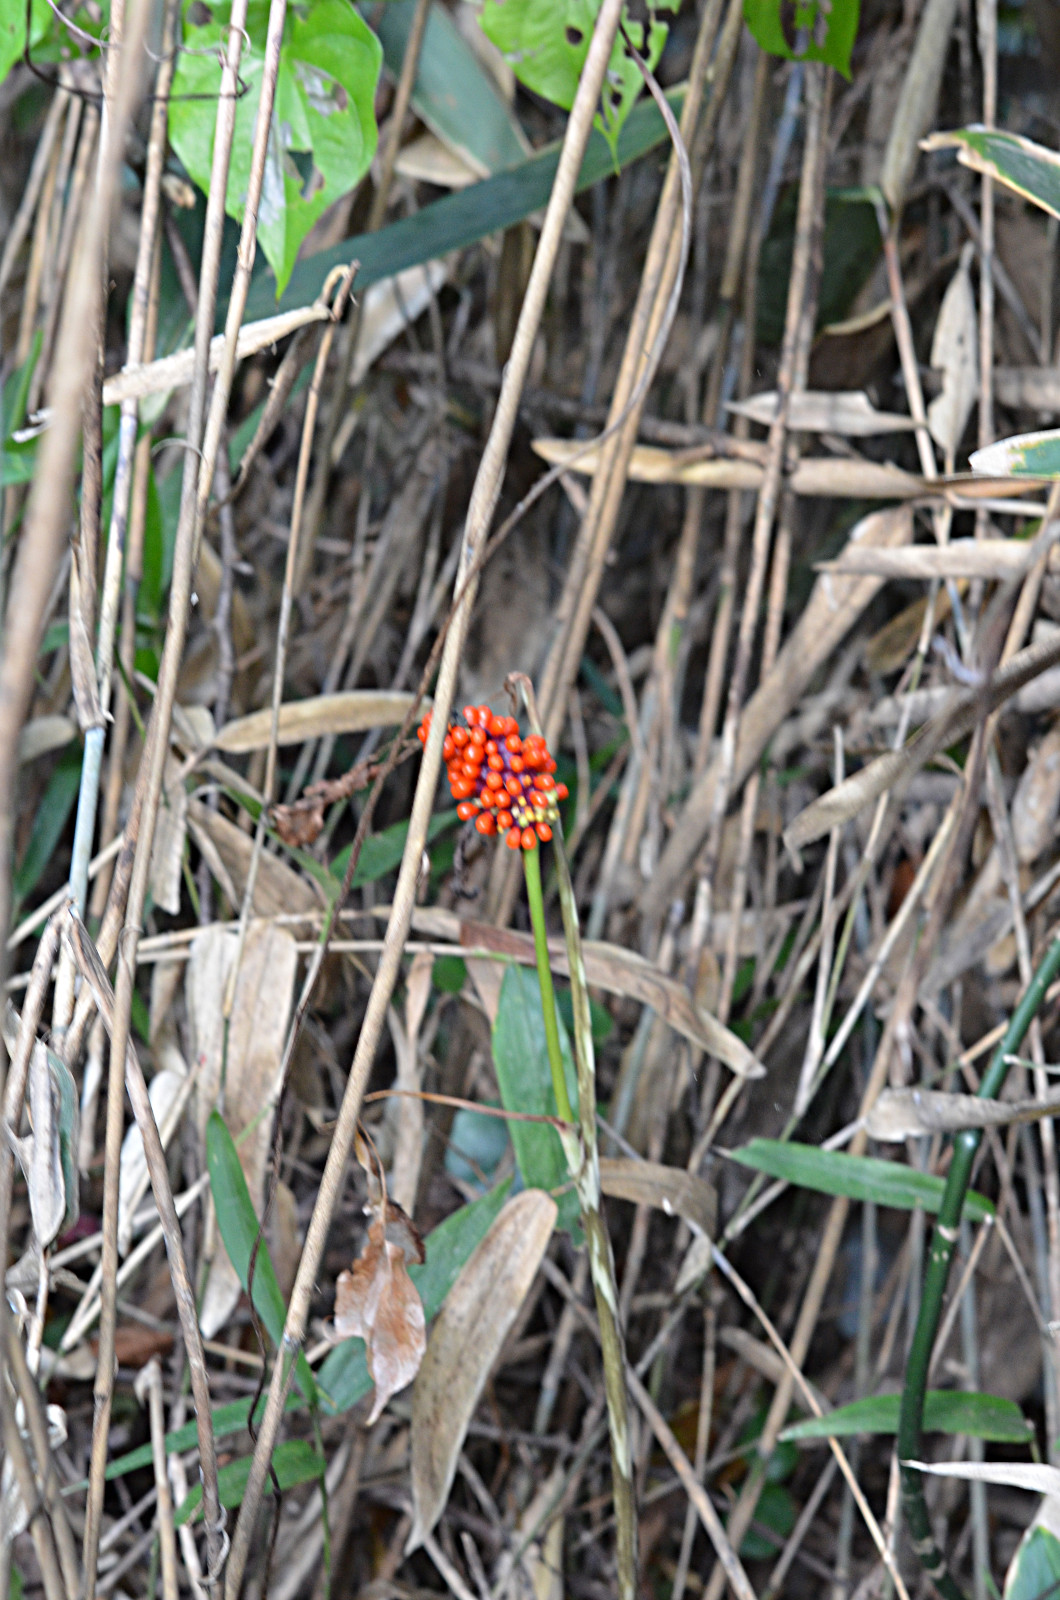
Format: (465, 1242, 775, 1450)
(898, 929, 1060, 1599)
(522, 835, 638, 1600)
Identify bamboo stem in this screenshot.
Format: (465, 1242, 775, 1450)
(898, 930, 1060, 1598)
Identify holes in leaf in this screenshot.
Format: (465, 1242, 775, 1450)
(565, 24, 583, 45)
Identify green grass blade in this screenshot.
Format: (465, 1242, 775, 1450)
(206, 1111, 317, 1407)
(781, 1390, 1033, 1445)
(730, 1139, 994, 1221)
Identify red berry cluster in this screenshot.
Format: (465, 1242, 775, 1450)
(418, 704, 569, 851)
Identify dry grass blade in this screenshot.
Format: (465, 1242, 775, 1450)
(785, 627, 1060, 851)
(645, 505, 913, 917)
(407, 1189, 557, 1553)
(432, 912, 763, 1076)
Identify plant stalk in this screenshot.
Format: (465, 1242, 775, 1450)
(898, 929, 1060, 1599)
(522, 834, 638, 1600)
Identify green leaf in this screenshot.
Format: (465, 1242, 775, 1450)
(492, 964, 581, 1235)
(14, 746, 82, 902)
(0, 0, 52, 89)
(175, 1438, 325, 1525)
(730, 1140, 995, 1222)
(479, 0, 677, 156)
(740, 1482, 795, 1559)
(373, 0, 526, 177)
(170, 0, 381, 297)
(253, 85, 683, 322)
(924, 127, 1060, 220)
(205, 1112, 317, 1406)
(445, 1105, 510, 1190)
(743, 0, 860, 75)
(781, 1390, 1034, 1445)
(317, 1178, 512, 1415)
(1006, 1526, 1060, 1600)
(329, 808, 460, 886)
(970, 429, 1060, 480)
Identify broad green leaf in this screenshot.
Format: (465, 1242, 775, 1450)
(329, 809, 460, 887)
(253, 85, 684, 322)
(445, 1106, 510, 1190)
(924, 127, 1060, 219)
(492, 964, 581, 1235)
(103, 1394, 291, 1484)
(479, 0, 676, 157)
(781, 1391, 1033, 1445)
(175, 1438, 324, 1524)
(205, 1112, 317, 1405)
(730, 1139, 995, 1222)
(970, 429, 1060, 480)
(1006, 1526, 1060, 1600)
(0, 0, 52, 89)
(170, 0, 381, 296)
(373, 1, 527, 177)
(743, 0, 860, 76)
(318, 1179, 512, 1415)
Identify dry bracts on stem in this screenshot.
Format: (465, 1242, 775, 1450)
(418, 703, 569, 851)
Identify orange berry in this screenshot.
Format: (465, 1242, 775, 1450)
(536, 774, 554, 791)
(450, 778, 474, 799)
(535, 822, 552, 842)
(442, 735, 454, 759)
(470, 726, 487, 747)
(509, 755, 524, 774)
(506, 827, 522, 850)
(487, 753, 504, 771)
(497, 809, 513, 829)
(475, 813, 496, 835)
(556, 783, 569, 801)
(485, 772, 503, 791)
(451, 726, 468, 749)
(456, 800, 478, 820)
(505, 733, 521, 753)
(520, 827, 537, 851)
(461, 760, 480, 780)
(504, 776, 521, 796)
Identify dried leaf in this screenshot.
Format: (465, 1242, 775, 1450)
(187, 798, 324, 918)
(823, 540, 1057, 581)
(644, 506, 914, 918)
(118, 1068, 190, 1256)
(727, 389, 917, 436)
(18, 714, 75, 765)
(408, 1189, 557, 1552)
(10, 1042, 79, 1249)
(334, 1217, 427, 1425)
(598, 1157, 716, 1237)
(785, 628, 1060, 852)
(148, 765, 188, 916)
(1011, 720, 1060, 863)
(866, 1085, 1060, 1141)
(212, 691, 422, 754)
(927, 248, 978, 456)
(351, 261, 451, 385)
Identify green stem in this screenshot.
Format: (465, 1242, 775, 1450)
(522, 837, 638, 1600)
(522, 841, 575, 1127)
(898, 931, 1060, 1599)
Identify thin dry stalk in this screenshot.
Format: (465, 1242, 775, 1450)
(135, 1359, 180, 1600)
(0, 1375, 65, 1600)
(3, 1309, 81, 1596)
(220, 7, 633, 1591)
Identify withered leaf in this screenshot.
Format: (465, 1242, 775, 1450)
(334, 1218, 426, 1425)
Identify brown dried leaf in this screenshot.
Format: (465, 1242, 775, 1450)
(334, 1218, 426, 1425)
(598, 1158, 716, 1238)
(727, 389, 917, 436)
(187, 798, 323, 918)
(408, 1189, 557, 1552)
(785, 628, 1060, 852)
(212, 691, 422, 754)
(865, 1084, 1060, 1141)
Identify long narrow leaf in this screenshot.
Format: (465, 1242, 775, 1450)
(730, 1139, 995, 1221)
(205, 1111, 317, 1406)
(782, 1390, 1033, 1445)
